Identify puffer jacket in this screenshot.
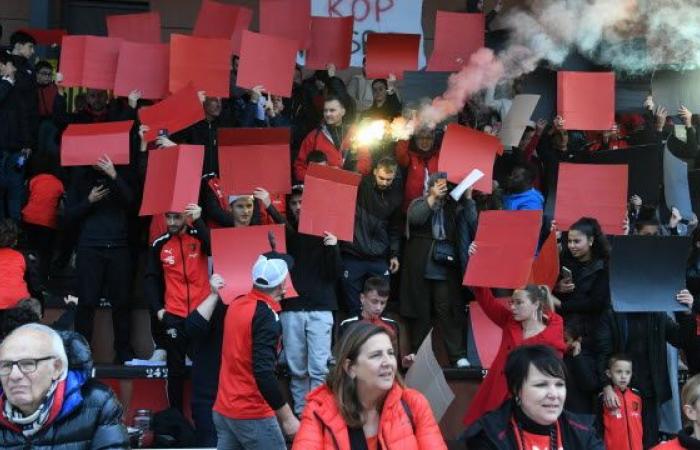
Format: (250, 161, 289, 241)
(292, 383, 446, 450)
(0, 332, 129, 449)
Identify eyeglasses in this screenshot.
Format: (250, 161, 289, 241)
(0, 357, 56, 376)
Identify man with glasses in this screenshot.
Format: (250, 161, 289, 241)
(0, 323, 128, 447)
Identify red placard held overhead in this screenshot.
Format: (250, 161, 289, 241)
(192, 0, 253, 54)
(19, 28, 66, 46)
(464, 210, 542, 289)
(211, 224, 297, 304)
(169, 34, 231, 98)
(470, 297, 507, 369)
(364, 33, 420, 80)
(218, 127, 290, 146)
(260, 0, 312, 49)
(59, 35, 122, 90)
(106, 11, 161, 44)
(114, 42, 169, 99)
(139, 145, 205, 216)
(554, 163, 628, 235)
(298, 164, 362, 242)
(306, 16, 354, 70)
(219, 144, 291, 196)
(557, 71, 615, 131)
(427, 12, 484, 72)
(61, 121, 133, 166)
(437, 123, 502, 193)
(139, 83, 205, 142)
(528, 230, 560, 290)
(237, 31, 298, 98)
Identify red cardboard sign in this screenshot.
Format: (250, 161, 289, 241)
(219, 144, 291, 195)
(139, 83, 205, 142)
(306, 16, 354, 70)
(438, 123, 502, 193)
(237, 31, 298, 98)
(211, 224, 298, 304)
(169, 34, 232, 98)
(470, 296, 508, 369)
(557, 71, 615, 131)
(19, 28, 66, 46)
(139, 145, 205, 216)
(192, 0, 253, 54)
(60, 121, 133, 166)
(59, 35, 122, 90)
(464, 210, 542, 289)
(427, 11, 484, 72)
(528, 231, 560, 290)
(298, 164, 362, 242)
(106, 11, 161, 44)
(218, 127, 290, 146)
(554, 163, 628, 235)
(114, 41, 169, 99)
(364, 33, 420, 80)
(260, 0, 311, 49)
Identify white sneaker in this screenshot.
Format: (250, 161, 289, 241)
(149, 348, 167, 362)
(455, 358, 471, 368)
(185, 356, 192, 367)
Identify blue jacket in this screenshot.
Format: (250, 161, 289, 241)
(503, 187, 544, 211)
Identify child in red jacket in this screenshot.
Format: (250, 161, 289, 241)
(0, 219, 36, 309)
(600, 354, 643, 450)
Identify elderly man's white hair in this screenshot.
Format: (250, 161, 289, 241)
(2, 324, 69, 381)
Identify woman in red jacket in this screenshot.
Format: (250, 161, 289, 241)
(463, 243, 567, 427)
(394, 126, 442, 212)
(652, 374, 700, 450)
(292, 322, 447, 450)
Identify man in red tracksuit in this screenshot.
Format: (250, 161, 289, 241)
(213, 254, 299, 449)
(599, 354, 643, 450)
(144, 203, 210, 413)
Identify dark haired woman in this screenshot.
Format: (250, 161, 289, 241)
(292, 322, 446, 450)
(465, 345, 603, 450)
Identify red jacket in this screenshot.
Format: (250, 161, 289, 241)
(292, 383, 447, 450)
(602, 387, 643, 450)
(294, 125, 370, 182)
(21, 174, 64, 229)
(0, 248, 30, 309)
(147, 223, 210, 318)
(214, 289, 282, 420)
(394, 140, 439, 212)
(652, 438, 687, 450)
(463, 287, 567, 426)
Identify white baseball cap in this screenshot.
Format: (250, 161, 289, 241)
(252, 255, 288, 289)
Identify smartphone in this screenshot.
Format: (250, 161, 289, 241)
(561, 266, 573, 281)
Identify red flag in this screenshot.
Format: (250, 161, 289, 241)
(139, 145, 205, 216)
(106, 11, 161, 44)
(211, 224, 298, 304)
(306, 16, 354, 70)
(528, 231, 560, 290)
(218, 127, 290, 146)
(557, 71, 615, 130)
(19, 28, 66, 46)
(192, 0, 253, 54)
(138, 83, 205, 142)
(437, 123, 502, 193)
(427, 11, 484, 72)
(61, 121, 133, 166)
(169, 34, 232, 98)
(364, 33, 420, 80)
(298, 164, 362, 242)
(219, 144, 291, 196)
(58, 35, 122, 90)
(464, 210, 542, 289)
(114, 41, 169, 100)
(554, 163, 628, 235)
(259, 0, 312, 49)
(237, 31, 298, 98)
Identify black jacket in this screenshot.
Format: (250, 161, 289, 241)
(0, 332, 129, 449)
(342, 175, 403, 259)
(465, 400, 603, 450)
(558, 255, 610, 338)
(187, 301, 226, 411)
(173, 115, 234, 175)
(595, 309, 695, 402)
(63, 167, 134, 247)
(564, 349, 599, 415)
(0, 78, 29, 151)
(11, 54, 38, 148)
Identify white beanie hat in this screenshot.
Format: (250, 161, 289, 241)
(252, 255, 288, 289)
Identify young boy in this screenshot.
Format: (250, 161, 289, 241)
(600, 354, 643, 450)
(338, 276, 415, 368)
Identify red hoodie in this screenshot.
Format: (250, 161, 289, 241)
(21, 174, 64, 229)
(0, 248, 30, 309)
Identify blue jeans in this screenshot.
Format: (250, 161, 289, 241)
(212, 412, 286, 450)
(280, 310, 333, 415)
(0, 152, 26, 221)
(341, 254, 390, 315)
